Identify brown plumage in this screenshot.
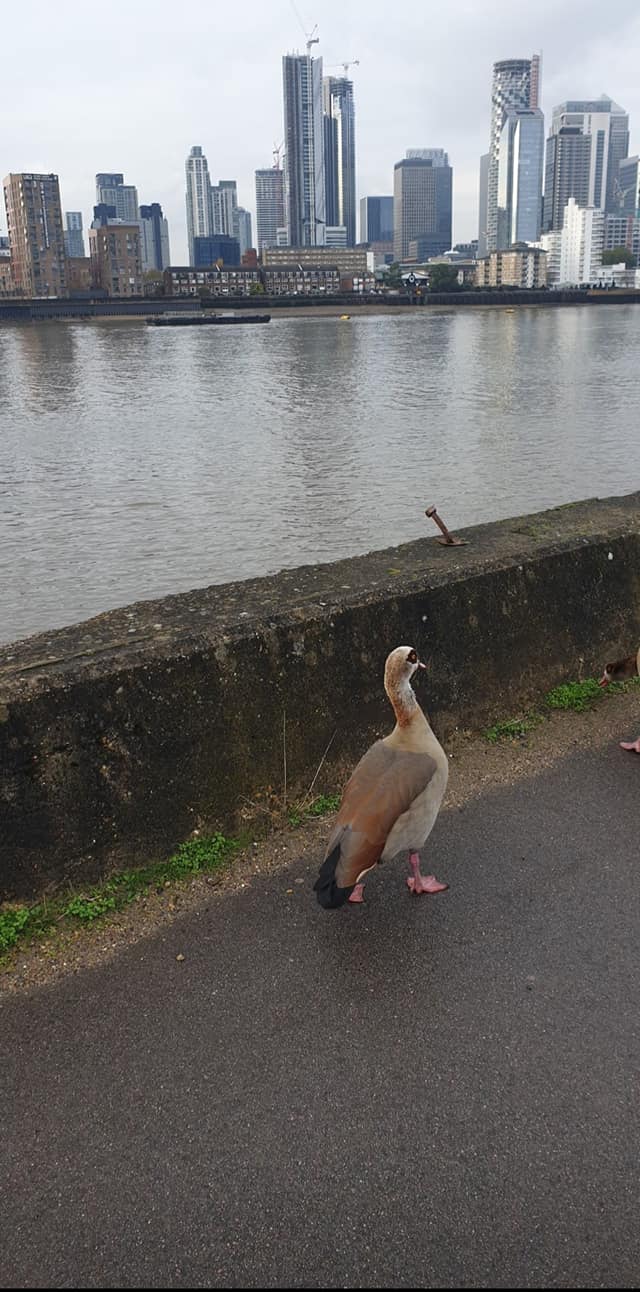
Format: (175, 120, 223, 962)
(600, 646, 640, 753)
(314, 645, 449, 909)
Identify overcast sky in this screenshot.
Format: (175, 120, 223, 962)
(3, 0, 639, 260)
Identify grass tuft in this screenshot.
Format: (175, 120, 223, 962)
(0, 832, 237, 964)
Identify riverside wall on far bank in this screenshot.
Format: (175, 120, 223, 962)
(1, 493, 639, 898)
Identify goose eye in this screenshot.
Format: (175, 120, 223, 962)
(407, 650, 417, 664)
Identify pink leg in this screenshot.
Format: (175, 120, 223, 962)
(620, 737, 640, 753)
(406, 852, 448, 895)
(348, 883, 365, 904)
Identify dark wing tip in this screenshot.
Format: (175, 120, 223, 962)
(313, 843, 355, 910)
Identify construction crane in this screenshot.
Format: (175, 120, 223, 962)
(305, 22, 319, 54)
(272, 140, 284, 169)
(327, 59, 359, 76)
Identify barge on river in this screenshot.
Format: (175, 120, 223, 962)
(147, 312, 271, 327)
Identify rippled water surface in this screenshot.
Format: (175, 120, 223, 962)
(1, 306, 639, 644)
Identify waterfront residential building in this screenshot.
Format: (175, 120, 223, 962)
(163, 263, 340, 297)
(495, 109, 544, 247)
(282, 50, 326, 245)
(475, 243, 547, 288)
(164, 266, 260, 296)
(185, 146, 213, 264)
(393, 151, 452, 261)
(0, 257, 13, 295)
(543, 97, 630, 230)
(541, 197, 604, 284)
(89, 223, 142, 296)
(262, 264, 340, 294)
(261, 244, 367, 279)
(192, 235, 240, 267)
(360, 195, 393, 243)
(64, 212, 85, 258)
(67, 257, 92, 294)
(559, 200, 605, 284)
(255, 166, 285, 252)
(485, 56, 541, 253)
(3, 172, 68, 297)
(95, 173, 139, 223)
(323, 75, 356, 245)
(139, 203, 170, 272)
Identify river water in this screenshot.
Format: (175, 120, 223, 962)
(1, 306, 638, 645)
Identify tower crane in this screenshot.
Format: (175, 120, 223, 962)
(327, 59, 360, 76)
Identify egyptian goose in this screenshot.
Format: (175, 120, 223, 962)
(599, 646, 640, 753)
(314, 646, 449, 909)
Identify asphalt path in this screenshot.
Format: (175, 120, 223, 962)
(2, 743, 639, 1289)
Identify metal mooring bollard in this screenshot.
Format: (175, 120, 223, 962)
(425, 505, 468, 546)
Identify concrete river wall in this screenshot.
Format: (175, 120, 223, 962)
(1, 493, 639, 898)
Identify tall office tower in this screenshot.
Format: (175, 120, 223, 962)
(393, 151, 452, 261)
(615, 155, 640, 212)
(477, 153, 489, 256)
(185, 145, 213, 264)
(543, 96, 630, 231)
(64, 212, 85, 258)
(3, 172, 68, 297)
(234, 208, 252, 256)
(360, 195, 393, 243)
(211, 180, 238, 236)
(95, 173, 139, 222)
(323, 75, 356, 245)
(495, 108, 544, 247)
(282, 50, 326, 245)
(139, 203, 170, 271)
(255, 166, 285, 252)
(485, 56, 540, 252)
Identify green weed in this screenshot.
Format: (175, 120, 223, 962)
(0, 832, 237, 965)
(484, 715, 539, 743)
(287, 792, 341, 827)
(544, 679, 603, 712)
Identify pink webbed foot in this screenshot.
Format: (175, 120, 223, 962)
(348, 883, 365, 904)
(620, 737, 640, 753)
(406, 852, 448, 896)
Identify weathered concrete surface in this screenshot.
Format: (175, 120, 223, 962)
(2, 737, 640, 1289)
(1, 493, 639, 898)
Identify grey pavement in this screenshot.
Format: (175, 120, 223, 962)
(2, 743, 640, 1289)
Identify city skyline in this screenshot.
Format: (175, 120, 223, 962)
(2, 0, 638, 263)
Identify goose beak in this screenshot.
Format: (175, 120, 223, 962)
(417, 661, 427, 671)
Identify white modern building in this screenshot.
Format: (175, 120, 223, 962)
(185, 146, 213, 264)
(541, 197, 604, 284)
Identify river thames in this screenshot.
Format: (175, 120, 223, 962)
(1, 304, 638, 644)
